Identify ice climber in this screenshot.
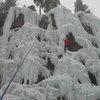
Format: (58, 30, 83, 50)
(63, 37, 70, 52)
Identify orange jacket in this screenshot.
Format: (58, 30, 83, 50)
(64, 39, 70, 45)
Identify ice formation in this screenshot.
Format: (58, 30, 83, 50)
(0, 5, 100, 100)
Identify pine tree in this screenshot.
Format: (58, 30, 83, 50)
(33, 0, 43, 15)
(33, 0, 60, 14)
(4, 0, 18, 11)
(43, 0, 60, 12)
(74, 0, 91, 13)
(28, 5, 36, 11)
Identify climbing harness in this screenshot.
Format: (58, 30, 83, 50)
(0, 39, 37, 100)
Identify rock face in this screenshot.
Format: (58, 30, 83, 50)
(0, 6, 100, 100)
(2, 7, 41, 45)
(10, 13, 24, 30)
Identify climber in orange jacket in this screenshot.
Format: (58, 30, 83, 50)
(63, 38, 70, 52)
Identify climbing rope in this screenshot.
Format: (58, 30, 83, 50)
(0, 39, 37, 100)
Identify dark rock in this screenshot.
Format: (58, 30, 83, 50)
(67, 32, 83, 51)
(10, 13, 24, 30)
(39, 15, 49, 29)
(28, 5, 36, 11)
(82, 23, 93, 35)
(45, 57, 55, 75)
(50, 13, 57, 29)
(88, 71, 97, 85)
(78, 79, 81, 84)
(35, 74, 45, 84)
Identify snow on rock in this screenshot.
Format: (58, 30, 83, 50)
(77, 11, 100, 35)
(38, 74, 74, 100)
(13, 41, 39, 61)
(0, 83, 46, 100)
(94, 48, 100, 59)
(47, 5, 72, 29)
(9, 24, 47, 47)
(80, 48, 99, 59)
(61, 17, 88, 38)
(1, 5, 100, 100)
(46, 30, 60, 45)
(72, 50, 90, 65)
(0, 59, 17, 86)
(95, 31, 100, 48)
(20, 55, 50, 84)
(86, 59, 100, 85)
(55, 55, 90, 84)
(74, 83, 100, 100)
(2, 7, 41, 45)
(56, 46, 64, 57)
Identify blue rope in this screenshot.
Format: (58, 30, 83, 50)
(0, 39, 37, 100)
